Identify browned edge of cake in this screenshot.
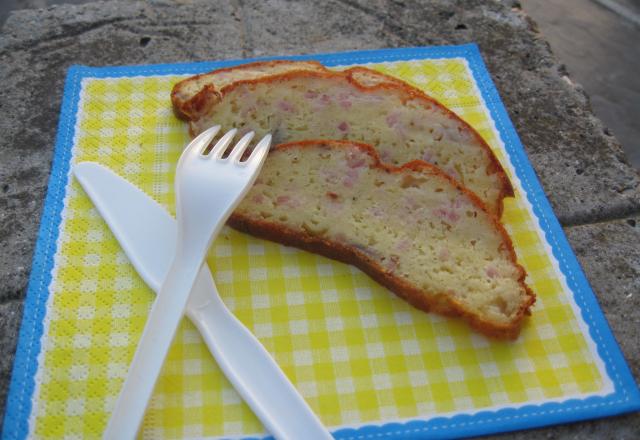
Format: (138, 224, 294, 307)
(170, 60, 514, 217)
(171, 60, 326, 120)
(228, 140, 535, 340)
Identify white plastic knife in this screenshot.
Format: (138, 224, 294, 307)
(73, 162, 333, 440)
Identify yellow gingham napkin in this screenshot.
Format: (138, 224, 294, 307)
(28, 59, 610, 438)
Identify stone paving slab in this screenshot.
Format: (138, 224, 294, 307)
(522, 0, 640, 169)
(1, 0, 639, 436)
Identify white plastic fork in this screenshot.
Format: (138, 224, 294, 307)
(103, 126, 272, 439)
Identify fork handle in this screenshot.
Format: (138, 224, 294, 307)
(103, 253, 202, 440)
(189, 269, 334, 440)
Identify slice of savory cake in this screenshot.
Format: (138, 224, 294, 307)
(228, 140, 535, 339)
(171, 61, 513, 217)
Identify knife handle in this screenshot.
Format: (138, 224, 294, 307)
(187, 267, 333, 440)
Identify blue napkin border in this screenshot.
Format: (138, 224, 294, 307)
(3, 44, 639, 440)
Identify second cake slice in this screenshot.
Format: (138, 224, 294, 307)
(229, 140, 535, 339)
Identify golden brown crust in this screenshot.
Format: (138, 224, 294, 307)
(171, 60, 326, 120)
(229, 140, 535, 339)
(172, 84, 218, 120)
(170, 61, 514, 214)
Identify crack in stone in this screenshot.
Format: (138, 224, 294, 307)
(563, 212, 640, 230)
(2, 16, 132, 53)
(559, 204, 640, 227)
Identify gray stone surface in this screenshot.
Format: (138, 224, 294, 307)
(0, 301, 23, 419)
(0, 0, 639, 437)
(522, 0, 640, 169)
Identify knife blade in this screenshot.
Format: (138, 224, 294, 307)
(73, 162, 332, 440)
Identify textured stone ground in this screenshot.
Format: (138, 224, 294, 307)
(1, 0, 638, 437)
(522, 0, 640, 169)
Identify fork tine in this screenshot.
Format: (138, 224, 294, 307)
(245, 134, 272, 167)
(228, 131, 255, 163)
(178, 125, 221, 167)
(210, 128, 238, 159)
